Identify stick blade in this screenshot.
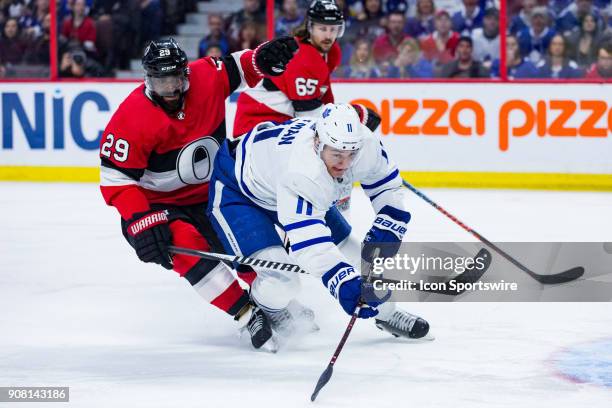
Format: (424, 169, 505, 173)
(535, 266, 584, 284)
(310, 365, 333, 402)
(423, 248, 492, 296)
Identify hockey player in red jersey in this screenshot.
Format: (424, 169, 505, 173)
(99, 37, 298, 327)
(233, 1, 380, 212)
(232, 0, 345, 137)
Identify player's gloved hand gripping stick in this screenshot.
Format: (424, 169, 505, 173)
(127, 210, 173, 270)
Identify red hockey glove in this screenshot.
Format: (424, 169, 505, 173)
(126, 210, 173, 270)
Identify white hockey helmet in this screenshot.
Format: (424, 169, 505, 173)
(315, 103, 364, 155)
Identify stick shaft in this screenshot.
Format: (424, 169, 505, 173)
(401, 180, 578, 283)
(401, 181, 538, 272)
(329, 305, 361, 366)
(168, 246, 308, 274)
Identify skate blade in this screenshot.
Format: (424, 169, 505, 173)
(385, 333, 436, 343)
(405, 333, 436, 342)
(260, 336, 280, 353)
(375, 325, 436, 342)
(238, 326, 280, 353)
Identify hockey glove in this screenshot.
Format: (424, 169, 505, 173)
(351, 103, 382, 132)
(126, 210, 173, 270)
(362, 206, 411, 263)
(322, 262, 380, 318)
(254, 36, 299, 76)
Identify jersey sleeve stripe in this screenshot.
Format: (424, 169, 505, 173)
(291, 236, 333, 252)
(262, 78, 280, 91)
(380, 142, 389, 163)
(292, 98, 323, 112)
(296, 196, 304, 214)
(284, 219, 326, 231)
(306, 201, 313, 215)
(361, 169, 400, 190)
(368, 187, 393, 202)
(100, 157, 145, 181)
(222, 53, 243, 94)
(100, 165, 139, 186)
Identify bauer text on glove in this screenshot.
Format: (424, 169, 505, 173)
(322, 262, 381, 318)
(362, 205, 411, 263)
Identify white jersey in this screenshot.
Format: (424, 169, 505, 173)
(234, 118, 409, 277)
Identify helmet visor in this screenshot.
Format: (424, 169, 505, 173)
(309, 21, 345, 38)
(145, 73, 189, 97)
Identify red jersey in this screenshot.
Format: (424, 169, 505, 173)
(100, 51, 261, 220)
(372, 33, 411, 63)
(232, 38, 341, 136)
(61, 17, 97, 46)
(420, 32, 460, 65)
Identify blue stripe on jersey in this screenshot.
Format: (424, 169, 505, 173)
(291, 236, 333, 252)
(379, 205, 411, 222)
(361, 169, 399, 190)
(238, 130, 259, 201)
(380, 142, 389, 163)
(253, 127, 283, 143)
(306, 201, 313, 215)
(284, 219, 326, 231)
(296, 196, 304, 214)
(368, 187, 392, 202)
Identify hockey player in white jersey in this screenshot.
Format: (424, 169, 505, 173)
(207, 103, 429, 350)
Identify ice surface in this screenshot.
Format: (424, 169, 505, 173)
(1, 183, 611, 407)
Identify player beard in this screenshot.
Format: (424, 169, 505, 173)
(313, 39, 333, 54)
(162, 95, 181, 111)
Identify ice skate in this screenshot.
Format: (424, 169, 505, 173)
(238, 305, 279, 353)
(374, 303, 432, 340)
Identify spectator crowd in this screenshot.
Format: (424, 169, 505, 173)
(1, 0, 212, 77)
(1, 0, 611, 79)
(275, 0, 612, 79)
(1, 0, 51, 77)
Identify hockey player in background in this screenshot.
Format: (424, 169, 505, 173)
(232, 0, 344, 138)
(207, 103, 430, 351)
(99, 37, 298, 325)
(234, 0, 381, 212)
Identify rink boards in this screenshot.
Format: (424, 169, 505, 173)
(0, 81, 611, 190)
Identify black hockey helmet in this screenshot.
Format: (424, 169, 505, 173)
(307, 0, 345, 36)
(142, 38, 188, 77)
(308, 0, 343, 24)
(142, 38, 190, 114)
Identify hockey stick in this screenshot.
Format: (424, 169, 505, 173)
(310, 250, 379, 402)
(310, 303, 361, 402)
(170, 245, 493, 295)
(168, 246, 309, 274)
(372, 247, 493, 296)
(401, 180, 584, 284)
